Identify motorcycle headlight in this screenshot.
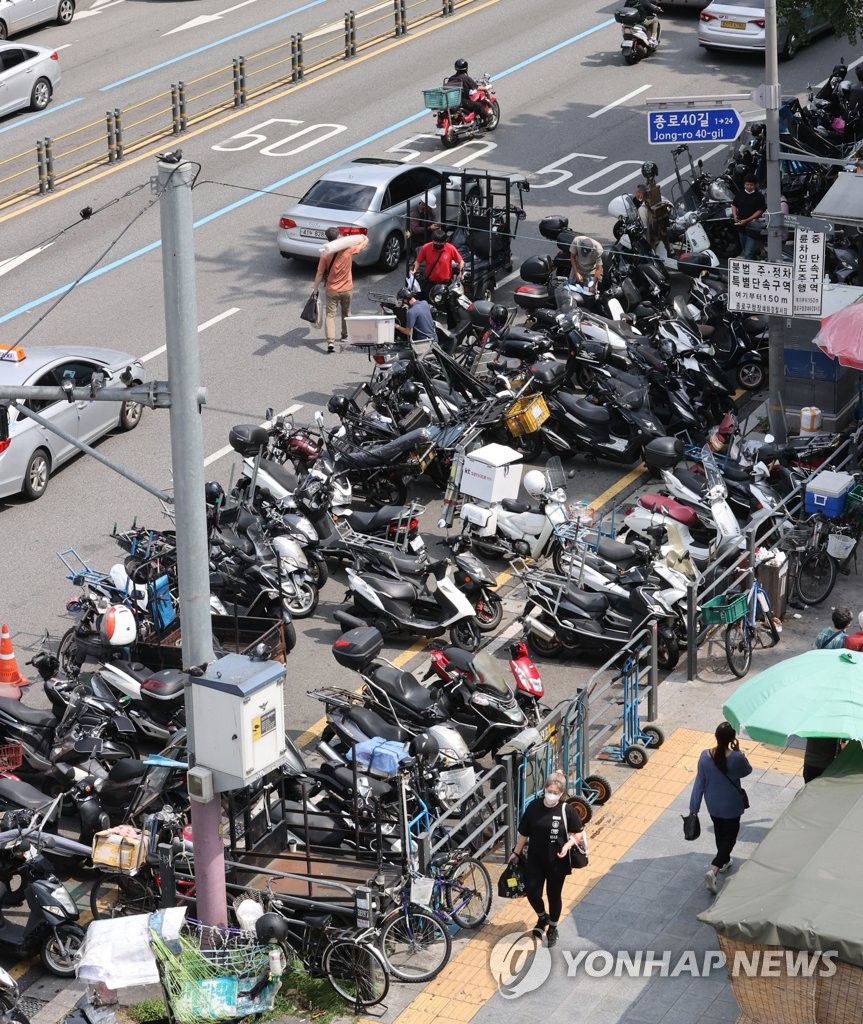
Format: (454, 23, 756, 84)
(472, 694, 492, 706)
(48, 887, 77, 915)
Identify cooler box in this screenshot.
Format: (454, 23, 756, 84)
(460, 443, 523, 503)
(345, 315, 395, 346)
(804, 470, 854, 518)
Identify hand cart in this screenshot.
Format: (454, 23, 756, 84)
(600, 654, 664, 769)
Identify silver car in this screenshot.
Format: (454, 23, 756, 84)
(0, 0, 74, 41)
(277, 158, 475, 271)
(0, 346, 145, 501)
(0, 42, 61, 114)
(698, 1, 831, 59)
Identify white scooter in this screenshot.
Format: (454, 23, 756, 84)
(615, 7, 660, 64)
(608, 194, 720, 271)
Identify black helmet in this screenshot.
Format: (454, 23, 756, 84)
(204, 481, 224, 507)
(327, 395, 350, 417)
(396, 287, 412, 302)
(409, 731, 440, 763)
(399, 381, 420, 403)
(641, 160, 658, 180)
(454, 58, 468, 73)
(255, 912, 289, 944)
(489, 303, 508, 330)
(428, 283, 449, 307)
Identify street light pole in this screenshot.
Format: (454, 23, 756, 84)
(764, 0, 786, 442)
(156, 156, 226, 926)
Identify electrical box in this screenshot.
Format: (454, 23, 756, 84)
(187, 766, 215, 804)
(189, 654, 286, 793)
(460, 443, 523, 503)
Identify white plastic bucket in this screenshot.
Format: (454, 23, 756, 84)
(799, 406, 822, 435)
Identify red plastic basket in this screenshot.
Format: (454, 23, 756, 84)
(0, 744, 23, 771)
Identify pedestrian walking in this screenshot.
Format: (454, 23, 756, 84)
(813, 607, 852, 650)
(688, 722, 752, 895)
(731, 176, 766, 259)
(803, 737, 841, 783)
(312, 228, 369, 354)
(509, 771, 584, 948)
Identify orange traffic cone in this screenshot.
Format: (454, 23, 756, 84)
(0, 624, 27, 688)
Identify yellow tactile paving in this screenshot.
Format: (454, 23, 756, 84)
(363, 728, 801, 1024)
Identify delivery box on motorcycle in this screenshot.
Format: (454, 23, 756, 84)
(520, 254, 554, 284)
(538, 216, 569, 241)
(332, 626, 385, 670)
(229, 423, 270, 458)
(643, 436, 685, 471)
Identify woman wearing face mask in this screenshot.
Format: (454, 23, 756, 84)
(509, 771, 584, 947)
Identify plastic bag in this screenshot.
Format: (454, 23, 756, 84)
(497, 856, 527, 899)
(682, 812, 700, 841)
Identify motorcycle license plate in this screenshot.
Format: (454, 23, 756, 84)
(410, 536, 425, 552)
(720, 19, 745, 28)
(435, 127, 446, 136)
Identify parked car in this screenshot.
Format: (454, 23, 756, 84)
(0, 0, 74, 42)
(0, 42, 61, 114)
(0, 346, 145, 501)
(277, 158, 478, 271)
(698, 1, 831, 59)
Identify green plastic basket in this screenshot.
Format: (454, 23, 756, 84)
(701, 592, 748, 626)
(844, 483, 863, 522)
(422, 86, 463, 110)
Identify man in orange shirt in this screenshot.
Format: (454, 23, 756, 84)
(313, 228, 369, 354)
(411, 229, 464, 298)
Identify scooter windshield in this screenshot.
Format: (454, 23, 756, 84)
(701, 445, 727, 500)
(466, 650, 510, 696)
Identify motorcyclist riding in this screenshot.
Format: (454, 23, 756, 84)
(446, 58, 487, 125)
(633, 0, 662, 45)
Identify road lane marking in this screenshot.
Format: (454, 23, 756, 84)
(165, 0, 267, 37)
(0, 244, 53, 277)
(203, 402, 302, 466)
(75, 0, 124, 17)
(0, 98, 83, 136)
(304, 0, 397, 40)
(140, 308, 241, 363)
(589, 84, 652, 118)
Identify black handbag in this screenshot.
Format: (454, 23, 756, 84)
(564, 804, 589, 869)
(682, 812, 701, 841)
(497, 856, 527, 899)
(299, 292, 318, 324)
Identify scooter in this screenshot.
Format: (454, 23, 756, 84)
(339, 557, 483, 651)
(89, 658, 187, 745)
(615, 7, 660, 64)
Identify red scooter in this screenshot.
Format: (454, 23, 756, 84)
(425, 74, 501, 149)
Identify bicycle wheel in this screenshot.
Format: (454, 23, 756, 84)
(90, 873, 158, 919)
(323, 938, 390, 1009)
(724, 619, 752, 678)
(445, 857, 492, 929)
(378, 906, 452, 982)
(796, 549, 837, 605)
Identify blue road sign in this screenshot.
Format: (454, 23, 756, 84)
(648, 108, 744, 145)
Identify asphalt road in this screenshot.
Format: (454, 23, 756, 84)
(0, 0, 848, 733)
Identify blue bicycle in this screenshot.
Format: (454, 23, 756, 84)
(705, 578, 780, 679)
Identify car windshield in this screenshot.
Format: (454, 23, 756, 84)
(299, 180, 376, 212)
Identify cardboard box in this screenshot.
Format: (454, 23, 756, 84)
(92, 827, 147, 873)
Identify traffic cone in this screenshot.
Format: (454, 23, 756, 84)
(0, 624, 28, 688)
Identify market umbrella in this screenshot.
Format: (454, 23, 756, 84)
(814, 298, 863, 369)
(722, 649, 863, 746)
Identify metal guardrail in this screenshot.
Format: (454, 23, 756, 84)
(0, 0, 478, 211)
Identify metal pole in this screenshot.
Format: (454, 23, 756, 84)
(155, 157, 223, 925)
(44, 138, 54, 192)
(106, 111, 117, 163)
(36, 140, 47, 195)
(171, 85, 180, 135)
(238, 56, 246, 105)
(344, 12, 351, 60)
(114, 109, 124, 160)
(296, 32, 304, 79)
(178, 83, 187, 133)
(764, 0, 786, 443)
(349, 11, 356, 56)
(647, 624, 658, 721)
(291, 36, 298, 82)
(686, 580, 697, 681)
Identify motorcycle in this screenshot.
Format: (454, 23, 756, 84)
(615, 6, 660, 64)
(427, 73, 500, 149)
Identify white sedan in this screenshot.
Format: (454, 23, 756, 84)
(0, 42, 61, 115)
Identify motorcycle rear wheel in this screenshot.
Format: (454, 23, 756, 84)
(361, 476, 408, 507)
(526, 630, 562, 659)
(624, 51, 641, 65)
(442, 127, 459, 149)
(450, 618, 481, 651)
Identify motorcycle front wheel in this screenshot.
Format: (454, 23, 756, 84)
(57, 628, 86, 676)
(485, 100, 501, 131)
(450, 618, 481, 651)
(473, 590, 503, 632)
(41, 925, 85, 977)
(283, 582, 319, 619)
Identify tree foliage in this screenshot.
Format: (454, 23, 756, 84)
(777, 0, 863, 46)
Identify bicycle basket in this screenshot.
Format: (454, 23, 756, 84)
(423, 86, 463, 110)
(700, 592, 748, 625)
(827, 533, 856, 560)
(505, 394, 549, 437)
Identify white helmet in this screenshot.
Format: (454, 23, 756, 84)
(100, 604, 137, 646)
(523, 470, 546, 497)
(608, 194, 637, 219)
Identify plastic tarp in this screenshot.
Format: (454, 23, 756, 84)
(698, 741, 863, 965)
(77, 908, 187, 988)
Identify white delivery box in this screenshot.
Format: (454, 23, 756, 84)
(345, 315, 396, 346)
(460, 443, 523, 503)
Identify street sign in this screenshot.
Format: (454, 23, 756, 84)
(793, 229, 826, 318)
(728, 259, 793, 316)
(647, 108, 744, 145)
(783, 214, 833, 233)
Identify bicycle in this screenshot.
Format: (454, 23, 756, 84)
(703, 578, 780, 679)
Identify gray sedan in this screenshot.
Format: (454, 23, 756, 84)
(0, 346, 145, 501)
(0, 42, 62, 114)
(0, 0, 74, 41)
(697, 1, 831, 58)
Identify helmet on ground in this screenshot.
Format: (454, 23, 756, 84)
(204, 481, 224, 507)
(454, 58, 468, 73)
(641, 160, 659, 180)
(409, 731, 440, 764)
(489, 303, 508, 330)
(396, 287, 412, 302)
(327, 394, 350, 417)
(255, 913, 289, 944)
(523, 470, 546, 498)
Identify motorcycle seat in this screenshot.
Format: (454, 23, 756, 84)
(360, 573, 419, 602)
(338, 428, 433, 469)
(501, 498, 533, 513)
(140, 670, 187, 700)
(108, 758, 147, 782)
(639, 493, 698, 527)
(320, 762, 393, 798)
(721, 462, 752, 483)
(595, 536, 644, 570)
(347, 505, 412, 533)
(343, 705, 412, 743)
(260, 458, 298, 494)
(674, 467, 708, 497)
(564, 587, 609, 615)
(559, 393, 610, 425)
(0, 776, 54, 811)
(0, 696, 54, 729)
(368, 665, 436, 712)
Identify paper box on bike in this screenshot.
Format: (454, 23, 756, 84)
(805, 470, 854, 518)
(460, 443, 523, 503)
(332, 626, 384, 670)
(228, 423, 270, 458)
(344, 315, 395, 346)
(92, 826, 147, 873)
(643, 436, 685, 471)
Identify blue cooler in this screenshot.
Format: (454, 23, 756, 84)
(804, 470, 855, 518)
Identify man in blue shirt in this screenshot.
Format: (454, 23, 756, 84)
(395, 288, 437, 343)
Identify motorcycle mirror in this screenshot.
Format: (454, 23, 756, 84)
(265, 407, 274, 421)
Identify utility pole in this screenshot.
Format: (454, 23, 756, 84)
(156, 155, 226, 926)
(764, 0, 786, 443)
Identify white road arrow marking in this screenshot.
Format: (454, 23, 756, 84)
(75, 0, 125, 19)
(163, 0, 262, 36)
(0, 244, 53, 278)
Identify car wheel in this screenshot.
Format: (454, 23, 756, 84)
(119, 399, 143, 431)
(0, 20, 7, 39)
(30, 78, 52, 111)
(378, 231, 403, 271)
(22, 449, 50, 500)
(56, 0, 75, 24)
(781, 32, 799, 60)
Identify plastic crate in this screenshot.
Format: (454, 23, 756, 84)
(700, 592, 749, 626)
(422, 86, 463, 110)
(844, 484, 863, 522)
(505, 394, 550, 437)
(0, 744, 22, 770)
